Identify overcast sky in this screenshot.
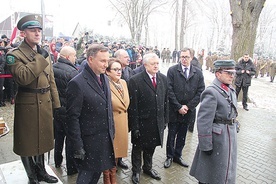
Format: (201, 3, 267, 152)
(1, 0, 275, 50)
(1, 0, 131, 37)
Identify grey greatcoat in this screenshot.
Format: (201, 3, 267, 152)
(6, 41, 60, 156)
(190, 78, 238, 184)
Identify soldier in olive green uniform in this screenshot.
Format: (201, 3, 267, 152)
(269, 60, 276, 82)
(6, 14, 60, 184)
(210, 53, 218, 73)
(259, 59, 267, 77)
(254, 58, 261, 78)
(205, 53, 212, 71)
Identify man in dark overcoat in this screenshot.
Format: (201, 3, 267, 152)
(65, 44, 116, 184)
(128, 53, 169, 184)
(164, 48, 205, 169)
(190, 60, 238, 184)
(235, 54, 256, 111)
(53, 46, 79, 175)
(6, 14, 60, 184)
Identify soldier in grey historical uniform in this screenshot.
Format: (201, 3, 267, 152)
(6, 14, 60, 183)
(190, 60, 238, 184)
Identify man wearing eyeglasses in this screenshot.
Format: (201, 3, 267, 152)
(164, 48, 205, 169)
(234, 54, 256, 111)
(190, 60, 238, 184)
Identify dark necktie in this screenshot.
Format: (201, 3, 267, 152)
(152, 76, 157, 88)
(97, 76, 103, 88)
(184, 67, 188, 78)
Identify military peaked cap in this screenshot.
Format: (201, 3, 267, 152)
(213, 60, 235, 70)
(17, 14, 42, 31)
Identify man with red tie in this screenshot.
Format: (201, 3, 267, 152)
(128, 52, 169, 184)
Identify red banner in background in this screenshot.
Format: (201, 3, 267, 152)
(10, 27, 18, 44)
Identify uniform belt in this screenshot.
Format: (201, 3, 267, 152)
(214, 118, 235, 125)
(18, 86, 50, 94)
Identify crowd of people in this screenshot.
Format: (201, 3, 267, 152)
(0, 13, 276, 184)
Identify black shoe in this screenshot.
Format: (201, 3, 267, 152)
(173, 157, 189, 167)
(37, 173, 58, 183)
(164, 158, 172, 168)
(143, 169, 161, 180)
(243, 106, 249, 111)
(131, 172, 140, 184)
(117, 159, 129, 169)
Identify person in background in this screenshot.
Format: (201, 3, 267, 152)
(172, 49, 178, 63)
(128, 53, 168, 184)
(53, 46, 79, 175)
(104, 58, 130, 184)
(161, 48, 166, 62)
(190, 48, 202, 70)
(49, 42, 58, 63)
(165, 48, 171, 63)
(235, 53, 256, 111)
(0, 42, 6, 107)
(65, 44, 115, 184)
(164, 48, 205, 169)
(114, 49, 134, 83)
(6, 14, 60, 183)
(269, 60, 276, 82)
(190, 60, 238, 184)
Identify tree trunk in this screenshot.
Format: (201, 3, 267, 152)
(174, 0, 179, 50)
(179, 0, 187, 49)
(229, 0, 266, 61)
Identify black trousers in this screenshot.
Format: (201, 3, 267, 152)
(131, 141, 156, 173)
(236, 85, 249, 107)
(0, 78, 4, 103)
(54, 112, 77, 173)
(166, 121, 188, 159)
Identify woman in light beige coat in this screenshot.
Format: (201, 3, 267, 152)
(103, 58, 130, 184)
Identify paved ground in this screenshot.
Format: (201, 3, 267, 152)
(1, 62, 276, 184)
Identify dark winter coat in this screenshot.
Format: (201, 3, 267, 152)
(53, 57, 79, 115)
(167, 63, 205, 123)
(65, 63, 115, 171)
(128, 70, 169, 147)
(190, 78, 238, 184)
(235, 59, 256, 87)
(6, 41, 60, 156)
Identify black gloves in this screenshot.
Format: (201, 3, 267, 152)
(132, 130, 140, 139)
(74, 148, 86, 160)
(203, 149, 213, 156)
(37, 45, 49, 59)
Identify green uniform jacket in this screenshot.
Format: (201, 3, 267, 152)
(6, 41, 60, 157)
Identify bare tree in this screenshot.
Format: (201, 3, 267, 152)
(108, 0, 167, 44)
(173, 0, 179, 50)
(229, 0, 266, 61)
(179, 0, 187, 49)
(254, 6, 276, 56)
